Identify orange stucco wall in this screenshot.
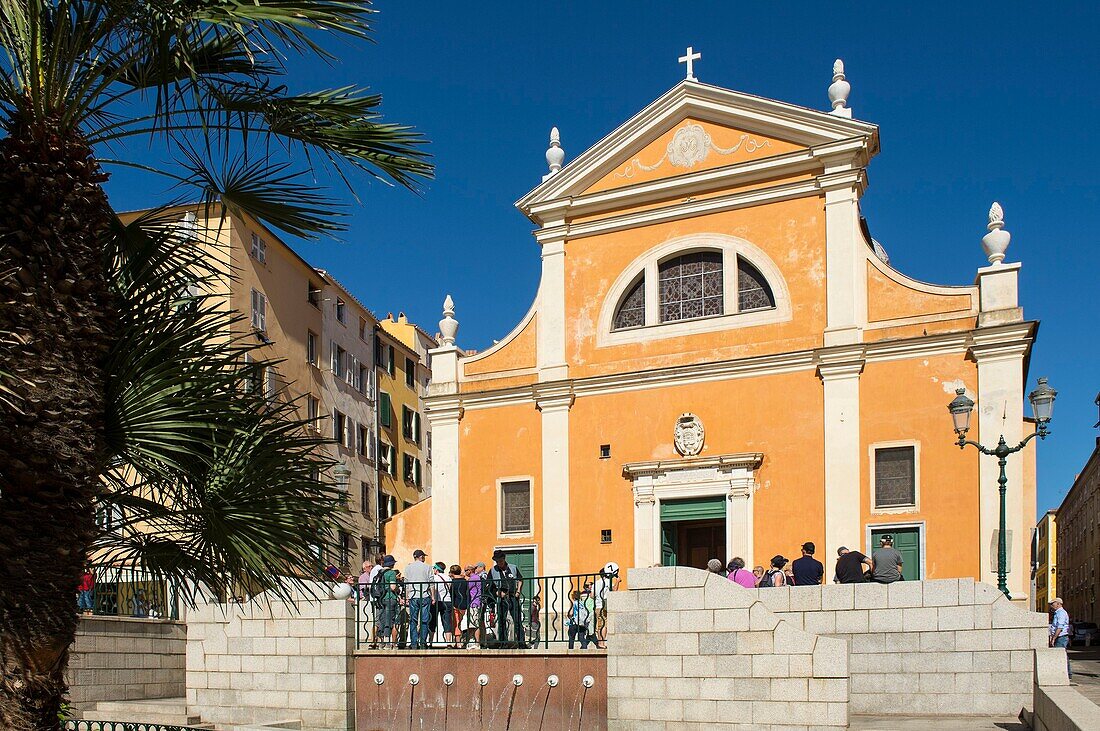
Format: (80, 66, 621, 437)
(463, 312, 538, 377)
(866, 261, 975, 324)
(564, 371, 826, 575)
(564, 196, 827, 378)
(456, 405, 543, 568)
(584, 118, 803, 195)
(859, 355, 981, 579)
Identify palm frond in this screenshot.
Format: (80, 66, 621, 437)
(95, 210, 347, 604)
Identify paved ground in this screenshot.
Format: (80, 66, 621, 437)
(1069, 644, 1100, 707)
(850, 715, 1025, 730)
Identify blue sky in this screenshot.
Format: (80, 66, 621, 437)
(105, 3, 1099, 515)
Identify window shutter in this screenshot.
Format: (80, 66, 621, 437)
(367, 430, 376, 461)
(345, 353, 354, 385)
(330, 341, 339, 373)
(367, 369, 376, 400)
(352, 357, 360, 390)
(379, 392, 391, 427)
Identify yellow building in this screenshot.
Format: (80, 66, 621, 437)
(122, 207, 385, 571)
(375, 324, 427, 550)
(1034, 510, 1058, 612)
(380, 313, 438, 496)
(419, 60, 1041, 597)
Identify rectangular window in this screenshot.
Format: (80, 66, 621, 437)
(402, 406, 413, 441)
(426, 431, 432, 463)
(414, 458, 422, 488)
(357, 423, 368, 457)
(359, 317, 369, 341)
(264, 366, 277, 401)
(379, 442, 396, 476)
(307, 331, 318, 366)
(249, 233, 266, 264)
(333, 409, 347, 447)
(345, 354, 355, 386)
(377, 486, 390, 521)
(405, 357, 415, 388)
(306, 395, 319, 430)
(358, 363, 370, 396)
(361, 481, 372, 519)
(250, 288, 266, 331)
(403, 453, 417, 485)
(874, 446, 917, 509)
(308, 282, 322, 308)
(379, 391, 392, 428)
(374, 337, 383, 369)
(338, 532, 350, 568)
(330, 342, 345, 376)
(501, 480, 531, 534)
(386, 345, 395, 376)
(336, 298, 347, 324)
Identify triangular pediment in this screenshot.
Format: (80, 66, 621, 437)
(517, 80, 878, 214)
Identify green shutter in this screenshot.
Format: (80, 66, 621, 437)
(659, 497, 725, 522)
(379, 392, 391, 427)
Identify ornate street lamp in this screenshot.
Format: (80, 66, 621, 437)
(948, 378, 1056, 598)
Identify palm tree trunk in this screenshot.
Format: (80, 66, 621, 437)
(0, 115, 115, 731)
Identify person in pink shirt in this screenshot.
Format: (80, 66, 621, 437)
(726, 557, 757, 588)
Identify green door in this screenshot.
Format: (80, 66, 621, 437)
(661, 526, 678, 566)
(871, 527, 920, 580)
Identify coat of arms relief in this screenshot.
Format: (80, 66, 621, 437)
(674, 413, 705, 457)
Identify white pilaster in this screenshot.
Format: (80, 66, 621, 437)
(426, 342, 463, 564)
(970, 335, 1029, 597)
(726, 477, 755, 569)
(633, 482, 657, 568)
(818, 354, 864, 557)
(537, 231, 568, 382)
(818, 161, 868, 348)
(535, 383, 573, 576)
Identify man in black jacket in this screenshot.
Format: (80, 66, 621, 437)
(486, 549, 525, 648)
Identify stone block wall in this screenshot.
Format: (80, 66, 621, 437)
(67, 616, 186, 711)
(186, 588, 355, 731)
(1031, 647, 1100, 731)
(762, 578, 1048, 716)
(607, 567, 850, 730)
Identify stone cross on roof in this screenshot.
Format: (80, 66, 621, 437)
(678, 46, 701, 81)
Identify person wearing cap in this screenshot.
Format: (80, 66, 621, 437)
(1049, 597, 1072, 679)
(834, 546, 872, 584)
(870, 534, 904, 584)
(375, 555, 400, 648)
(486, 549, 525, 648)
(404, 549, 434, 649)
(792, 542, 824, 586)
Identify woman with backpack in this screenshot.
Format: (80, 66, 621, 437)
(760, 555, 789, 587)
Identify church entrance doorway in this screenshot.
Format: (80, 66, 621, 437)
(659, 497, 726, 569)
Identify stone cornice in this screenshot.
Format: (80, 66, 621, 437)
(622, 452, 764, 479)
(424, 322, 1039, 412)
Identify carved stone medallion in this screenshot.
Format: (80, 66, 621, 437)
(674, 413, 705, 457)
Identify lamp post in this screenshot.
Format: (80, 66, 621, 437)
(948, 377, 1056, 599)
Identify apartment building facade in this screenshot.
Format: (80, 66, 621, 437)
(375, 325, 427, 549)
(1057, 393, 1100, 623)
(1033, 509, 1058, 612)
(380, 313, 436, 496)
(315, 272, 382, 567)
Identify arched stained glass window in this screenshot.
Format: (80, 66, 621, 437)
(658, 251, 723, 323)
(737, 257, 775, 311)
(612, 276, 645, 330)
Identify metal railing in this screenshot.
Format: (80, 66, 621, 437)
(356, 572, 615, 650)
(65, 722, 206, 731)
(77, 567, 180, 621)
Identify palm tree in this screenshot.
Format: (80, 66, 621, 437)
(0, 1, 431, 726)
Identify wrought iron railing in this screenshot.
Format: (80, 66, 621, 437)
(77, 567, 180, 621)
(65, 721, 206, 731)
(356, 572, 615, 650)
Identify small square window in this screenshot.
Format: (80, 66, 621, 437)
(599, 444, 611, 459)
(874, 445, 916, 509)
(308, 282, 322, 308)
(249, 233, 266, 264)
(501, 480, 531, 534)
(601, 529, 612, 544)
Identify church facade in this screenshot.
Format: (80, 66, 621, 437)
(423, 66, 1038, 596)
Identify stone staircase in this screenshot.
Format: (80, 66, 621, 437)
(81, 697, 214, 729)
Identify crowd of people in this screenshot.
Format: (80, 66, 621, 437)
(704, 535, 908, 587)
(353, 549, 621, 651)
